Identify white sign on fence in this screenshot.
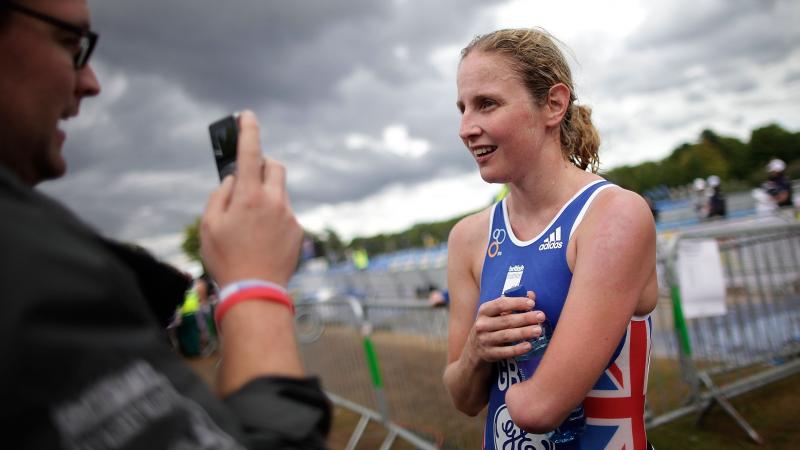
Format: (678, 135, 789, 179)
(677, 239, 727, 318)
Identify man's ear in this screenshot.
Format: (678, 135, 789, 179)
(544, 83, 570, 127)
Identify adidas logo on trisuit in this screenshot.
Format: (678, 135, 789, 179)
(538, 226, 563, 251)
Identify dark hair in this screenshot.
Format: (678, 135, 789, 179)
(462, 28, 601, 173)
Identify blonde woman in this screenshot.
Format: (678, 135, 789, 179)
(443, 28, 658, 450)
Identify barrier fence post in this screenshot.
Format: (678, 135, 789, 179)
(361, 322, 390, 422)
(339, 297, 391, 423)
(666, 235, 701, 403)
(669, 285, 693, 358)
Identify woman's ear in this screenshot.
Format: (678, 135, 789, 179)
(544, 83, 570, 127)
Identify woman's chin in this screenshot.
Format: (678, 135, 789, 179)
(478, 169, 506, 185)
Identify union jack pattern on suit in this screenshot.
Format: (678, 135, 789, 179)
(582, 317, 652, 450)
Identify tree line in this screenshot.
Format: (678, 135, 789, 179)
(603, 123, 799, 196)
(183, 123, 798, 264)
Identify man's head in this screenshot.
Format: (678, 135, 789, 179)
(0, 0, 101, 186)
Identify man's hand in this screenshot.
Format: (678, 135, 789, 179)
(199, 110, 306, 394)
(200, 110, 303, 288)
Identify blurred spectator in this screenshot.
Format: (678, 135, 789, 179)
(752, 187, 778, 216)
(706, 175, 726, 219)
(352, 247, 370, 270)
(178, 282, 200, 355)
(763, 159, 793, 208)
(415, 283, 450, 307)
(428, 288, 450, 308)
(692, 177, 708, 219)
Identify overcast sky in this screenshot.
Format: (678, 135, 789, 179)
(42, 0, 800, 263)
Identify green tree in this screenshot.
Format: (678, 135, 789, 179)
(750, 123, 800, 168)
(181, 216, 202, 263)
(702, 130, 749, 180)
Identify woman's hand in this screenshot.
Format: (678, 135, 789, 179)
(463, 290, 545, 364)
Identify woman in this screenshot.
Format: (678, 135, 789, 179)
(442, 28, 658, 450)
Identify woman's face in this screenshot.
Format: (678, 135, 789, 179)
(457, 50, 546, 184)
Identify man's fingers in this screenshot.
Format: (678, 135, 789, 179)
(262, 157, 286, 193)
(205, 174, 235, 216)
(234, 110, 264, 194)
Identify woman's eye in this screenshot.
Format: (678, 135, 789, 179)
(480, 99, 496, 109)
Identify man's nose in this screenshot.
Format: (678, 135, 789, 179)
(77, 63, 102, 97)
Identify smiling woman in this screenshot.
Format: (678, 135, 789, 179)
(444, 28, 658, 450)
(460, 28, 600, 173)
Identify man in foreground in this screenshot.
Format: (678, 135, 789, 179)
(0, 1, 330, 448)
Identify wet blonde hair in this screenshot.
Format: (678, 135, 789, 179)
(462, 28, 600, 172)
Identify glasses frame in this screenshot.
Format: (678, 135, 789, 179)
(4, 1, 98, 69)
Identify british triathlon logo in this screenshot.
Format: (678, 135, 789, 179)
(538, 226, 563, 251)
(487, 228, 506, 258)
(501, 265, 524, 293)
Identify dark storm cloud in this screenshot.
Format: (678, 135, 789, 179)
(40, 1, 799, 243)
(61, 73, 210, 174)
(43, 0, 502, 240)
(90, 0, 501, 109)
(91, 0, 385, 107)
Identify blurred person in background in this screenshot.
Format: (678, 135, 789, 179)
(763, 158, 793, 209)
(443, 28, 657, 449)
(0, 0, 330, 448)
(705, 175, 726, 219)
(692, 177, 709, 220)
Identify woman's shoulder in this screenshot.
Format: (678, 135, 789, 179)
(601, 184, 651, 213)
(585, 183, 655, 235)
(448, 205, 494, 251)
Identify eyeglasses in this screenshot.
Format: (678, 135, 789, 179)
(4, 1, 98, 69)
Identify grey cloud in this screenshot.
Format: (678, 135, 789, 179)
(784, 70, 800, 84)
(601, 0, 800, 95)
(654, 112, 711, 132)
(41, 1, 798, 243)
(91, 0, 502, 109)
(684, 91, 706, 103)
(632, 0, 764, 48)
(47, 0, 499, 240)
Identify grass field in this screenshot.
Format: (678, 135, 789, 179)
(186, 325, 800, 449)
(647, 371, 800, 450)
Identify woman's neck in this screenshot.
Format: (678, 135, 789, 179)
(505, 158, 599, 240)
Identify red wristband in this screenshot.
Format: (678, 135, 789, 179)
(214, 286, 295, 329)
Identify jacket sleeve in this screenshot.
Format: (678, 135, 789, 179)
(223, 376, 332, 450)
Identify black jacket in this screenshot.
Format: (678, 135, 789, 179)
(0, 167, 330, 449)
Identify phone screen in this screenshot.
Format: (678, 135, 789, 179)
(208, 114, 239, 181)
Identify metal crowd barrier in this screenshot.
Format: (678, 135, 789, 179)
(649, 220, 800, 443)
(295, 296, 481, 449)
(291, 265, 448, 302)
(292, 218, 800, 447)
